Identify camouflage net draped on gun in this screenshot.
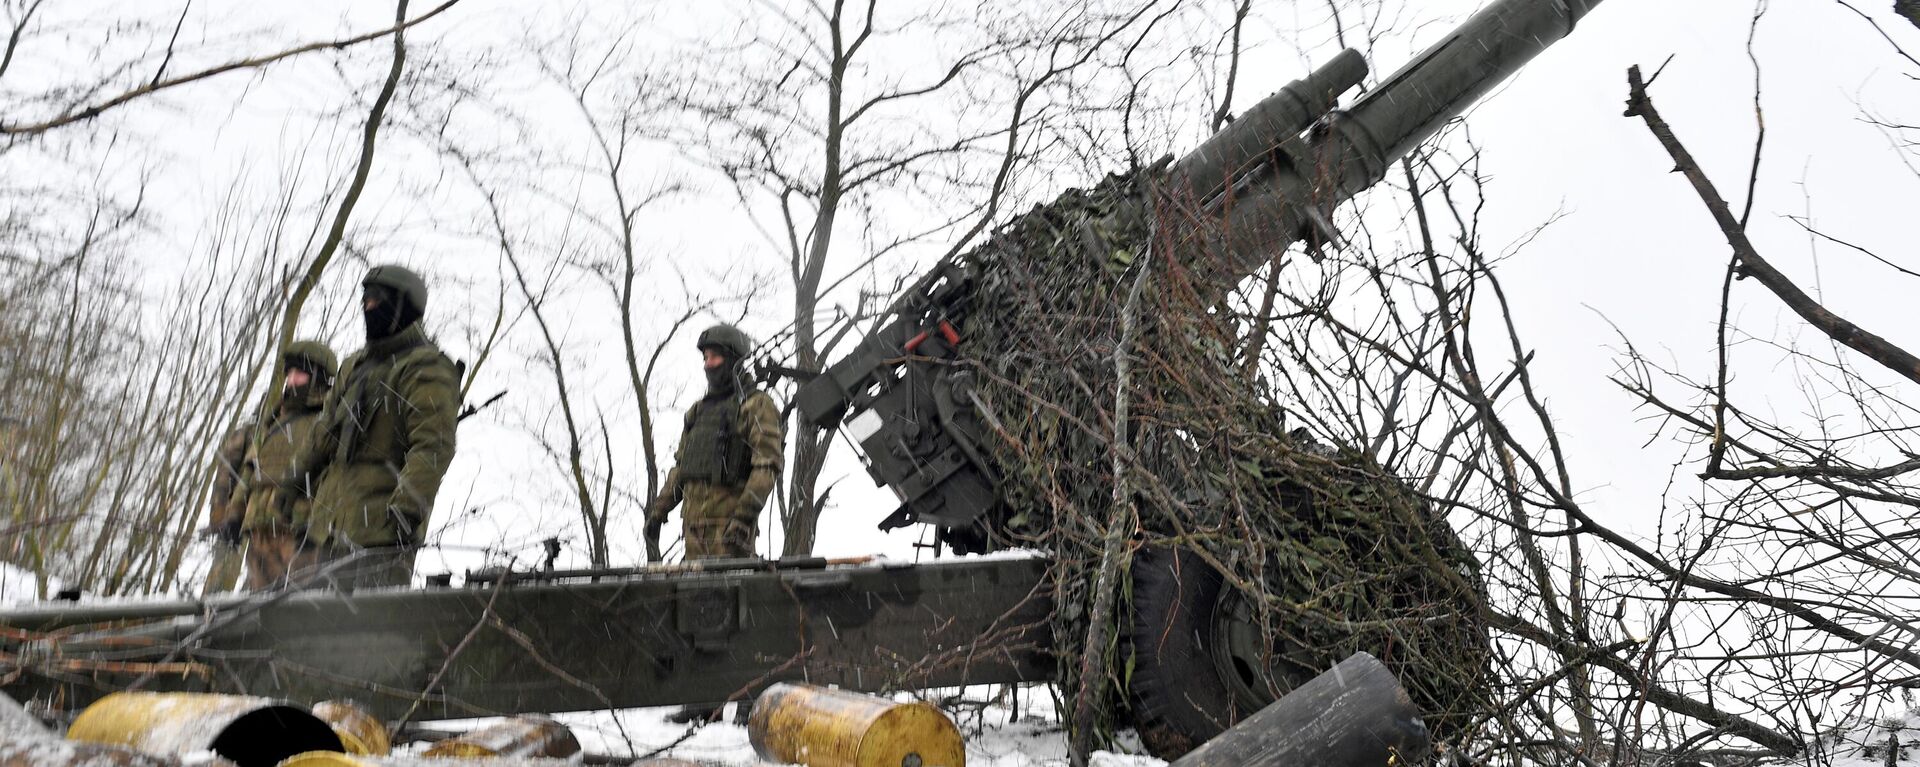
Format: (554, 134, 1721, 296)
(949, 170, 1490, 744)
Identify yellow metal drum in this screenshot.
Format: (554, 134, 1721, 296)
(66, 692, 341, 767)
(311, 700, 390, 756)
(419, 716, 580, 759)
(747, 683, 965, 767)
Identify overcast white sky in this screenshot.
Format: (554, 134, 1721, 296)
(4, 0, 1915, 582)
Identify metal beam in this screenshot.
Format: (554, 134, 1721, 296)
(0, 557, 1054, 719)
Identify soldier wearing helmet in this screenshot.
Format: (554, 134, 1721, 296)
(281, 265, 461, 589)
(647, 323, 785, 724)
(647, 324, 785, 564)
(210, 341, 337, 591)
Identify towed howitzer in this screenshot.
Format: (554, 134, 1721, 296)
(798, 0, 1606, 553)
(1, 0, 1608, 760)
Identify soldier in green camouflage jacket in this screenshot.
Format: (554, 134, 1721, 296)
(646, 324, 784, 562)
(282, 265, 461, 589)
(230, 341, 336, 591)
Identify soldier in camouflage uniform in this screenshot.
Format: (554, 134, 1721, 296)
(200, 423, 252, 595)
(282, 265, 461, 590)
(647, 324, 783, 726)
(646, 324, 784, 562)
(228, 342, 336, 591)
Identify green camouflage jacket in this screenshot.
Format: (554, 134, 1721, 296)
(287, 323, 460, 547)
(237, 387, 327, 532)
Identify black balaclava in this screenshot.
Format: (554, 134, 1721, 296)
(703, 351, 741, 398)
(363, 285, 423, 342)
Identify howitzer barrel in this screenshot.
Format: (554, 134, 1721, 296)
(1220, 0, 1606, 273)
(1169, 48, 1368, 202)
(1339, 0, 1604, 181)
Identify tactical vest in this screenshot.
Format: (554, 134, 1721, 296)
(679, 395, 753, 486)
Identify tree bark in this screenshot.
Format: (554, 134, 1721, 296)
(1067, 247, 1153, 767)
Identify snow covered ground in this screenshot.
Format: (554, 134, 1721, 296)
(0, 562, 53, 606)
(443, 701, 1920, 766)
(432, 690, 1168, 767)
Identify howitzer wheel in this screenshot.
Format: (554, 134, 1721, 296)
(1126, 546, 1315, 760)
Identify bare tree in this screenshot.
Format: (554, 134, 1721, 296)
(0, 0, 461, 136)
(661, 0, 1197, 557)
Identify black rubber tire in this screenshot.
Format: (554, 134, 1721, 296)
(1127, 546, 1246, 760)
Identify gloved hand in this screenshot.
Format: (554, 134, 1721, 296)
(213, 518, 244, 547)
(388, 507, 422, 547)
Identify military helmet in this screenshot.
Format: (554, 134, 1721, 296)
(363, 264, 428, 312)
(696, 324, 753, 361)
(283, 340, 339, 379)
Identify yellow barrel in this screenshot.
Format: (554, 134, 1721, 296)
(312, 700, 391, 756)
(419, 716, 580, 759)
(66, 692, 342, 767)
(747, 683, 965, 767)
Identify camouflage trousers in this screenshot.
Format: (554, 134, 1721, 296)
(680, 481, 759, 560)
(243, 528, 311, 591)
(202, 542, 245, 595)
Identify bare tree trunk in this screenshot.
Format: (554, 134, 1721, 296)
(482, 184, 611, 568)
(264, 0, 411, 419)
(778, 1, 854, 558)
(1068, 238, 1152, 767)
(0, 0, 46, 85)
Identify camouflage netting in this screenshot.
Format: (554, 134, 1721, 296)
(950, 170, 1490, 742)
